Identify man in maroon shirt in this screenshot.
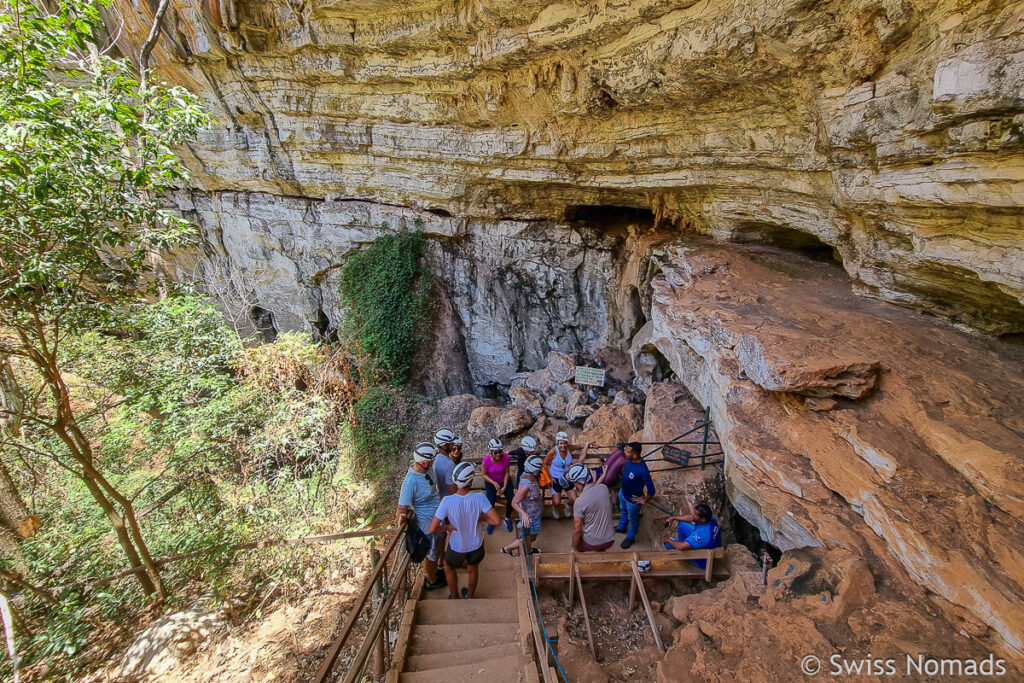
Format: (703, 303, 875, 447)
(597, 443, 627, 513)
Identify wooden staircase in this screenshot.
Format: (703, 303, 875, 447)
(387, 528, 549, 683)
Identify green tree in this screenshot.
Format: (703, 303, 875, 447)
(0, 0, 207, 596)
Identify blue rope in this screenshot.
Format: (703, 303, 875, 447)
(520, 525, 571, 683)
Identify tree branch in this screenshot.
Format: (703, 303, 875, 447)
(139, 0, 171, 91)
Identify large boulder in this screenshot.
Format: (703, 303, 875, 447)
(118, 599, 227, 677)
(495, 407, 533, 437)
(509, 385, 543, 419)
(578, 403, 644, 447)
(545, 350, 577, 383)
(467, 406, 503, 438)
(541, 392, 568, 417)
(760, 547, 876, 620)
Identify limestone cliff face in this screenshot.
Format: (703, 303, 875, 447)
(114, 0, 1024, 338)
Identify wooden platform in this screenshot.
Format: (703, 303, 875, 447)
(534, 547, 729, 583)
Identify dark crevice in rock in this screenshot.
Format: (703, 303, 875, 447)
(730, 500, 782, 567)
(249, 305, 278, 342)
(731, 221, 843, 264)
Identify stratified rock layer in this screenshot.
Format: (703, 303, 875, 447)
(641, 240, 1024, 657)
(112, 0, 1024, 338)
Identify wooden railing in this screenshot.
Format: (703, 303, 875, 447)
(314, 523, 414, 683)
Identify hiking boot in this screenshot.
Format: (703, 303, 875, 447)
(621, 537, 635, 549)
(486, 523, 494, 535)
(504, 518, 513, 532)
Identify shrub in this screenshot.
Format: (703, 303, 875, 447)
(350, 385, 407, 479)
(338, 232, 432, 385)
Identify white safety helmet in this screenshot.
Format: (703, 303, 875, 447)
(523, 455, 544, 474)
(555, 431, 569, 443)
(488, 438, 502, 451)
(567, 463, 591, 485)
(452, 461, 476, 487)
(452, 436, 462, 446)
(521, 436, 537, 452)
(434, 428, 456, 446)
(413, 442, 437, 464)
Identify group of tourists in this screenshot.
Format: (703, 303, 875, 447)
(396, 427, 721, 600)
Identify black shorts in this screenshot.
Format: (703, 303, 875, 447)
(445, 544, 485, 568)
(551, 478, 570, 493)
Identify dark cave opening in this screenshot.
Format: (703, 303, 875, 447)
(565, 204, 655, 230)
(733, 222, 843, 264)
(730, 504, 782, 568)
(426, 207, 452, 217)
(249, 305, 278, 342)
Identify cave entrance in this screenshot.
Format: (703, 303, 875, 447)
(635, 343, 675, 389)
(729, 500, 781, 567)
(249, 305, 278, 342)
(733, 222, 842, 264)
(565, 204, 655, 232)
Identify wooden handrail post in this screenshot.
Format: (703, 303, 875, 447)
(370, 548, 385, 677)
(314, 523, 407, 683)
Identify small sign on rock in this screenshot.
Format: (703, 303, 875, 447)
(574, 366, 606, 387)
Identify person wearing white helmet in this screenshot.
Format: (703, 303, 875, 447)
(510, 435, 538, 489)
(431, 428, 459, 500)
(429, 462, 501, 599)
(481, 438, 515, 534)
(543, 431, 591, 519)
(568, 463, 615, 553)
(501, 455, 546, 557)
(396, 442, 446, 590)
(450, 436, 464, 464)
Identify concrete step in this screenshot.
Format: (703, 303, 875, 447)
(415, 598, 517, 625)
(404, 642, 522, 672)
(398, 654, 527, 683)
(420, 569, 519, 600)
(408, 623, 519, 656)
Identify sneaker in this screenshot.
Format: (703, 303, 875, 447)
(614, 526, 627, 534)
(504, 518, 513, 532)
(621, 537, 635, 549)
(486, 524, 494, 535)
(501, 546, 516, 557)
(552, 507, 561, 520)
(461, 587, 469, 599)
(531, 547, 542, 554)
(423, 577, 447, 591)
(564, 502, 571, 517)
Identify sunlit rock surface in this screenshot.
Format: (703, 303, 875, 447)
(112, 0, 1023, 338)
(641, 240, 1024, 658)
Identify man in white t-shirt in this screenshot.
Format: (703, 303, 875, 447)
(429, 461, 501, 599)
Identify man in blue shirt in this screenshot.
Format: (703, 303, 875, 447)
(396, 442, 447, 591)
(662, 502, 722, 569)
(614, 442, 655, 549)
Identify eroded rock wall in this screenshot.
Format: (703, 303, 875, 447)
(113, 0, 1024, 337)
(639, 240, 1024, 658)
(169, 190, 628, 391)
